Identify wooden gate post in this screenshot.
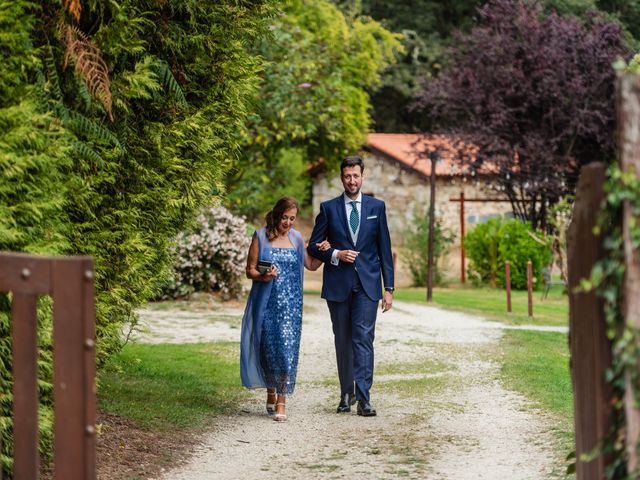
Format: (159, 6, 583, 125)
(52, 258, 96, 479)
(567, 162, 611, 479)
(619, 73, 640, 473)
(0, 253, 96, 480)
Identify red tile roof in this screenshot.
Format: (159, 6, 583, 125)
(367, 133, 495, 177)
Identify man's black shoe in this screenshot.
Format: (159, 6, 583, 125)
(336, 393, 356, 413)
(356, 400, 377, 417)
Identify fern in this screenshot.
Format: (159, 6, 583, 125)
(67, 111, 124, 151)
(61, 24, 113, 120)
(71, 140, 104, 166)
(74, 76, 93, 112)
(43, 46, 64, 103)
(63, 0, 82, 22)
(153, 60, 188, 107)
(41, 46, 122, 153)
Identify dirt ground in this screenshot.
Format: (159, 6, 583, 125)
(115, 293, 570, 480)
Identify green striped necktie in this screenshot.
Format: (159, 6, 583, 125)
(349, 201, 359, 234)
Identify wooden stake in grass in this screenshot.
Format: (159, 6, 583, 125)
(426, 150, 439, 302)
(505, 261, 512, 313)
(527, 260, 533, 317)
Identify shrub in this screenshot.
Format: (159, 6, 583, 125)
(161, 206, 251, 300)
(401, 210, 455, 286)
(465, 217, 552, 290)
(464, 217, 503, 287)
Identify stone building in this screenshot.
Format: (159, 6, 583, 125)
(310, 133, 514, 285)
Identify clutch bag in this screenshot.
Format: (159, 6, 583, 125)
(257, 260, 273, 275)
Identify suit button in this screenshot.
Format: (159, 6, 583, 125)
(354, 267, 358, 271)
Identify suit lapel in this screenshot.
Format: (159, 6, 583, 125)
(335, 195, 355, 248)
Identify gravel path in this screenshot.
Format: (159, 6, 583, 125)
(132, 294, 566, 480)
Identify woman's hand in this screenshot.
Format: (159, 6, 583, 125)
(316, 240, 331, 251)
(304, 240, 329, 271)
(261, 265, 278, 282)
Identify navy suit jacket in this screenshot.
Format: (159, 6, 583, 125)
(307, 194, 394, 302)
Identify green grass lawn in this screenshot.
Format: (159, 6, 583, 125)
(394, 284, 568, 327)
(499, 328, 575, 472)
(499, 330, 572, 421)
(98, 342, 247, 430)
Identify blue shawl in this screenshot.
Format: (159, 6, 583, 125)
(239, 227, 305, 389)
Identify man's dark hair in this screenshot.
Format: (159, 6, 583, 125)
(341, 155, 364, 174)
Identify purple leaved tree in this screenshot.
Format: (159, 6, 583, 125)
(412, 0, 632, 230)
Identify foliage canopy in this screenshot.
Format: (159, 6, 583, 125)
(412, 0, 631, 230)
(335, 0, 640, 134)
(226, 0, 402, 220)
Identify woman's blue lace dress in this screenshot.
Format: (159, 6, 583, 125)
(259, 248, 302, 395)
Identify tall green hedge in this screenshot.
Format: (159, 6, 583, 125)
(0, 0, 276, 474)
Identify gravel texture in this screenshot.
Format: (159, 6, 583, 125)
(130, 294, 565, 480)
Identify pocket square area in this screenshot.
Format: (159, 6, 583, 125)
(366, 215, 378, 219)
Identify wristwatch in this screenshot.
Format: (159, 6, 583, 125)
(384, 287, 394, 293)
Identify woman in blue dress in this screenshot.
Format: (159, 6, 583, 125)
(240, 197, 328, 421)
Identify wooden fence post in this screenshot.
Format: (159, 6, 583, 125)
(526, 260, 533, 317)
(460, 191, 465, 283)
(619, 73, 640, 473)
(567, 162, 611, 479)
(505, 261, 512, 313)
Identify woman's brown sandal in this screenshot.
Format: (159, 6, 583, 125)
(273, 402, 287, 422)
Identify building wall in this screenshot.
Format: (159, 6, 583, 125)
(311, 152, 514, 285)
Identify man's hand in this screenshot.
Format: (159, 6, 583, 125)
(381, 290, 393, 312)
(337, 250, 359, 263)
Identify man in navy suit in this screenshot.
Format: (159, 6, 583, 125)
(307, 155, 394, 416)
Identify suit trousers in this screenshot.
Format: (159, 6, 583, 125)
(326, 274, 378, 403)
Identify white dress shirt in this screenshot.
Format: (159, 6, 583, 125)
(331, 192, 362, 265)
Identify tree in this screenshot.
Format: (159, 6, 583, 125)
(1, 0, 276, 473)
(226, 0, 402, 220)
(412, 0, 632, 230)
(333, 0, 484, 133)
(334, 0, 638, 134)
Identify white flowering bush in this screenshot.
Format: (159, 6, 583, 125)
(160, 205, 251, 299)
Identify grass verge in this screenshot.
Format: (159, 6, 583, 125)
(394, 284, 568, 327)
(98, 341, 247, 430)
(498, 329, 574, 478)
(498, 329, 573, 423)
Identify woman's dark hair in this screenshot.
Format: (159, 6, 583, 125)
(265, 197, 299, 241)
(341, 155, 364, 174)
